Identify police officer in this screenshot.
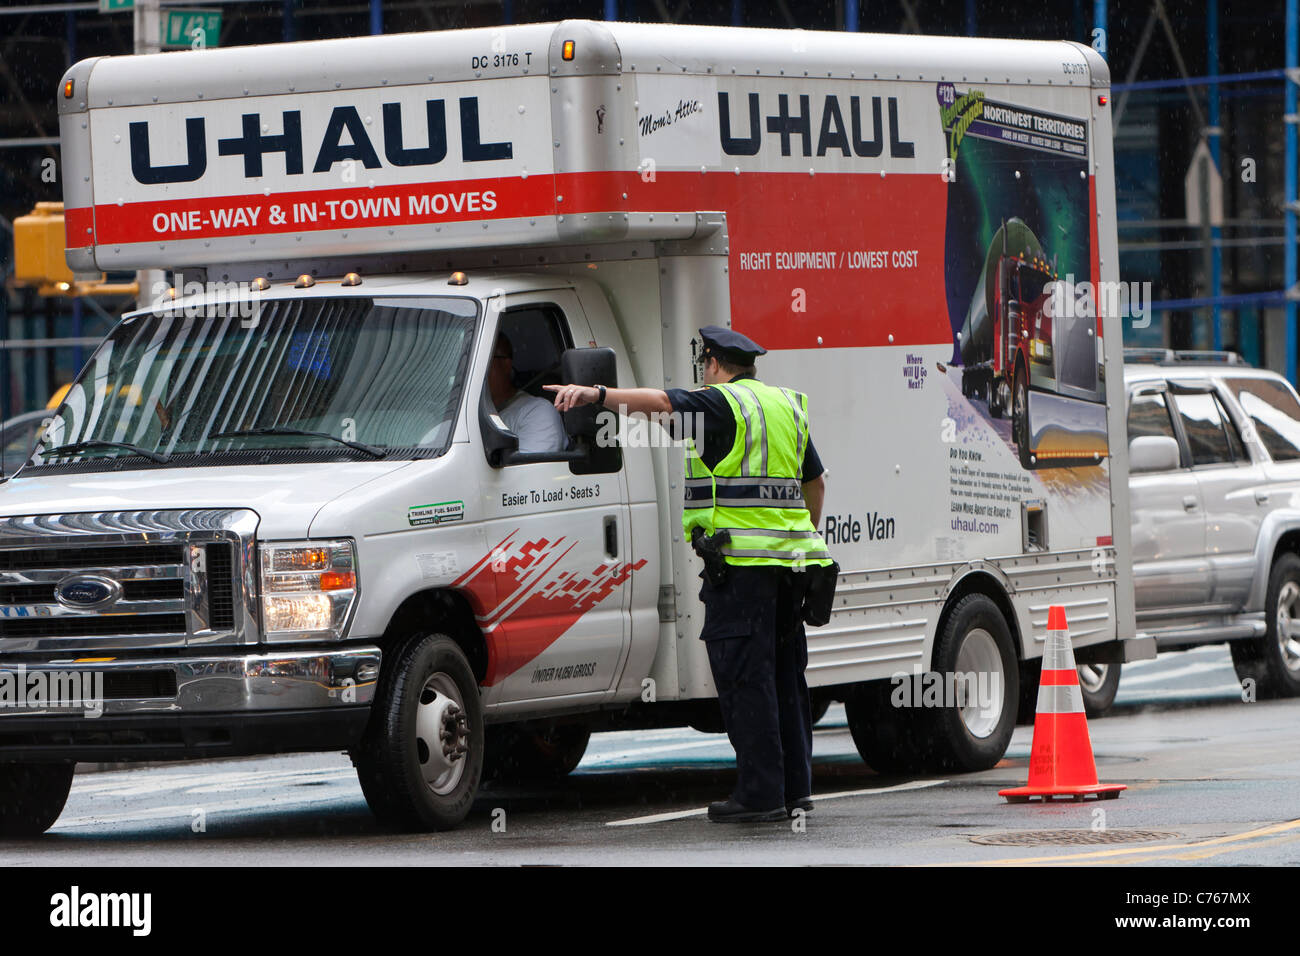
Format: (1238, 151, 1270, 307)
(547, 326, 832, 822)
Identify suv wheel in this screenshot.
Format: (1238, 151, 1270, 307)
(1231, 553, 1300, 698)
(352, 633, 484, 830)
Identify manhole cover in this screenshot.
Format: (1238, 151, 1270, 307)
(971, 829, 1179, 847)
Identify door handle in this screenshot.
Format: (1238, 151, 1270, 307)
(1256, 489, 1271, 505)
(1182, 496, 1198, 512)
(603, 515, 619, 560)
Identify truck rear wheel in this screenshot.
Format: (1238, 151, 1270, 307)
(0, 762, 74, 837)
(483, 721, 591, 782)
(351, 632, 483, 831)
(1231, 553, 1300, 698)
(926, 594, 1019, 772)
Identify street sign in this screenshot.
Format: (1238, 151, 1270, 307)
(99, 0, 134, 12)
(160, 8, 222, 49)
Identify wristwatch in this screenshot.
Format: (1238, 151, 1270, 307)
(596, 385, 607, 406)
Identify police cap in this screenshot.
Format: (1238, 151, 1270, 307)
(699, 325, 766, 364)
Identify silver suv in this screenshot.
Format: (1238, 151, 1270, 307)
(1116, 350, 1300, 706)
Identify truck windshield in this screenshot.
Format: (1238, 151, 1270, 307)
(29, 295, 478, 471)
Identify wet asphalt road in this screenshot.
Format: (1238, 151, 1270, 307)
(1, 644, 1297, 866)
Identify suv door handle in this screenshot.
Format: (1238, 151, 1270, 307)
(1183, 496, 1198, 512)
(1256, 489, 1271, 505)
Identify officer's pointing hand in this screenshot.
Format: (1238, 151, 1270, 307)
(544, 384, 597, 412)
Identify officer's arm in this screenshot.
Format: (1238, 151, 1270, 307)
(803, 474, 825, 530)
(545, 384, 672, 416)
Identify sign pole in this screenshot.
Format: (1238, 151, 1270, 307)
(134, 0, 163, 309)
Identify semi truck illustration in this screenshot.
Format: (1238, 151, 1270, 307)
(958, 218, 1106, 468)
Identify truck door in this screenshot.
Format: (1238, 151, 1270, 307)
(1127, 385, 1211, 617)
(1168, 383, 1260, 609)
(468, 290, 636, 707)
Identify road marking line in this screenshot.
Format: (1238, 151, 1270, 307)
(605, 778, 948, 826)
(948, 817, 1300, 866)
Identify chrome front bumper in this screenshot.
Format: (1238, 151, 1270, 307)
(0, 645, 380, 718)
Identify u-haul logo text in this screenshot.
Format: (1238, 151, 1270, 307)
(129, 96, 514, 185)
(718, 91, 915, 159)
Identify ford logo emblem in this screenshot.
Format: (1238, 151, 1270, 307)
(54, 574, 123, 611)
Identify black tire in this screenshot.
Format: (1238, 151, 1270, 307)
(1077, 662, 1121, 717)
(1014, 368, 1033, 469)
(351, 633, 483, 831)
(925, 593, 1019, 772)
(845, 680, 931, 774)
(1231, 553, 1300, 698)
(0, 762, 74, 837)
(989, 374, 1004, 418)
(1016, 662, 1041, 725)
(483, 721, 591, 782)
(810, 691, 833, 726)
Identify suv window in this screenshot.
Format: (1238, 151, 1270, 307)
(1173, 391, 1240, 466)
(1227, 376, 1300, 462)
(1127, 392, 1177, 443)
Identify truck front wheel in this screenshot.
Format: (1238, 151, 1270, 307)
(1231, 553, 1300, 698)
(0, 762, 74, 837)
(352, 632, 484, 831)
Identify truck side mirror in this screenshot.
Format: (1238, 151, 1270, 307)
(559, 347, 617, 440)
(560, 347, 621, 476)
(1129, 435, 1180, 473)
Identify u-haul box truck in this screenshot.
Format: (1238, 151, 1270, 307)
(0, 20, 1145, 834)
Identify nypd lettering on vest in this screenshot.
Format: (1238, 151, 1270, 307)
(129, 96, 514, 185)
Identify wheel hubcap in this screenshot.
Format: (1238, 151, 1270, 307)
(414, 671, 469, 795)
(1077, 663, 1109, 693)
(1276, 581, 1300, 673)
(954, 628, 1005, 739)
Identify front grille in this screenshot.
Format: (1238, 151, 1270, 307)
(0, 615, 187, 639)
(0, 579, 183, 605)
(0, 544, 184, 571)
(205, 543, 236, 629)
(0, 510, 253, 649)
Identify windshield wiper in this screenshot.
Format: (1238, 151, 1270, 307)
(33, 440, 171, 464)
(209, 427, 386, 458)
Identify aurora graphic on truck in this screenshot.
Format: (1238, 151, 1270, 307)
(941, 83, 1108, 470)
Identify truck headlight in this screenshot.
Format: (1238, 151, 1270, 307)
(259, 540, 357, 641)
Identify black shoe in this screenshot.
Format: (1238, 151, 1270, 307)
(707, 799, 787, 823)
(786, 797, 814, 817)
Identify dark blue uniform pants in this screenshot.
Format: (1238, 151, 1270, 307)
(701, 565, 812, 810)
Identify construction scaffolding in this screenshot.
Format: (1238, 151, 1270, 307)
(1, 0, 1298, 415)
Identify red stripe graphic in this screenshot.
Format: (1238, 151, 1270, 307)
(73, 166, 1092, 351)
(451, 531, 645, 685)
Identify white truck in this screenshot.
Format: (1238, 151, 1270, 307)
(0, 19, 1145, 834)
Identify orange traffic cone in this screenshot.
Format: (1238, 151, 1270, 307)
(1000, 605, 1125, 802)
